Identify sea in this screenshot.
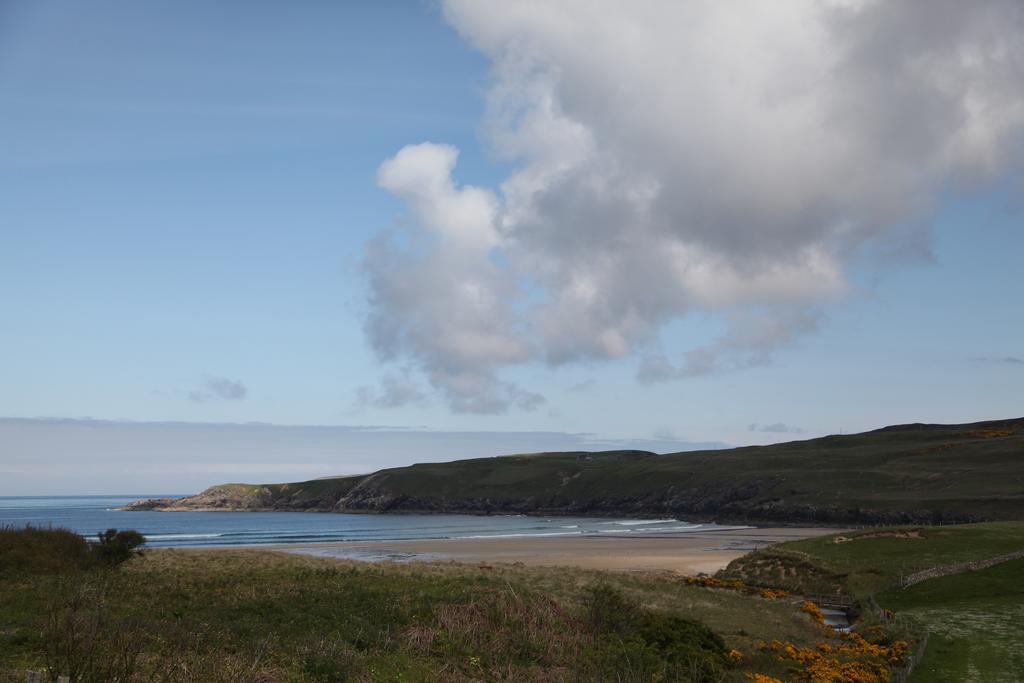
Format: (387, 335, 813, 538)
(0, 496, 729, 550)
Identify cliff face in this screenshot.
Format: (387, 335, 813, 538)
(123, 418, 1024, 526)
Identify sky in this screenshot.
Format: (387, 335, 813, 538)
(1, 1, 1022, 494)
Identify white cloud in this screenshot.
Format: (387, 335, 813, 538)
(638, 308, 822, 381)
(363, 1, 1024, 411)
(364, 142, 539, 413)
(354, 370, 429, 410)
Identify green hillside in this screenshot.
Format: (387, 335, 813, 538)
(718, 522, 1024, 681)
(879, 557, 1024, 682)
(721, 521, 1024, 597)
(127, 417, 1024, 525)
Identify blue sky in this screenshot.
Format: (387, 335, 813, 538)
(1, 2, 1021, 493)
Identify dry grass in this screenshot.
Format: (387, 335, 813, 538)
(2, 545, 835, 681)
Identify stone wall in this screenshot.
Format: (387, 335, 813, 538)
(900, 548, 1024, 588)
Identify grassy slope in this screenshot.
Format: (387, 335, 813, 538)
(0, 548, 827, 682)
(879, 559, 1024, 683)
(722, 522, 1024, 682)
(770, 521, 1024, 597)
(164, 417, 1024, 525)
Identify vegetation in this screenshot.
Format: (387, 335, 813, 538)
(11, 522, 1007, 681)
(676, 575, 917, 681)
(129, 417, 1024, 525)
(718, 522, 1024, 682)
(721, 521, 1024, 598)
(754, 627, 910, 682)
(0, 526, 96, 574)
(3, 528, 850, 682)
(0, 525, 144, 574)
(91, 529, 146, 567)
(878, 558, 1024, 682)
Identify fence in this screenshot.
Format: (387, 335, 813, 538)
(889, 632, 929, 683)
(899, 548, 1024, 589)
(805, 593, 855, 610)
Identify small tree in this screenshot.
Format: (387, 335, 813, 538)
(91, 529, 146, 567)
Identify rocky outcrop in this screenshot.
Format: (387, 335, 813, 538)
(121, 497, 180, 511)
(120, 484, 276, 511)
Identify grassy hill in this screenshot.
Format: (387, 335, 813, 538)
(720, 521, 1024, 598)
(127, 417, 1024, 525)
(879, 557, 1024, 682)
(720, 522, 1024, 682)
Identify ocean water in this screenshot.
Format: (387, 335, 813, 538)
(0, 496, 726, 548)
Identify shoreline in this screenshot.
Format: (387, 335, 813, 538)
(183, 526, 841, 575)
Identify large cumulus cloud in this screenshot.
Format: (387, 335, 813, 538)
(363, 0, 1024, 412)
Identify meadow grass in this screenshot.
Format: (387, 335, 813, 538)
(11, 523, 1017, 681)
(2, 539, 834, 682)
(720, 522, 1024, 682)
(878, 558, 1024, 682)
(722, 521, 1024, 598)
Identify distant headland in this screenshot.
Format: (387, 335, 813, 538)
(125, 417, 1024, 526)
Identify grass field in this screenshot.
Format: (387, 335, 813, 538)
(879, 558, 1024, 682)
(2, 539, 836, 682)
(720, 522, 1024, 682)
(7, 523, 1021, 680)
(721, 521, 1024, 598)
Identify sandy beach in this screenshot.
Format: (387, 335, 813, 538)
(275, 526, 840, 575)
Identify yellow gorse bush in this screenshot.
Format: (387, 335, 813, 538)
(756, 630, 909, 683)
(745, 674, 784, 683)
(801, 600, 825, 625)
(684, 575, 789, 599)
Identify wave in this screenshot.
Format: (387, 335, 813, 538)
(610, 519, 678, 526)
(144, 533, 224, 540)
(455, 530, 584, 539)
(596, 524, 706, 534)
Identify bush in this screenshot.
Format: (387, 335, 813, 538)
(0, 525, 94, 575)
(584, 583, 639, 636)
(91, 529, 146, 567)
(582, 584, 730, 681)
(634, 610, 728, 668)
(0, 526, 146, 575)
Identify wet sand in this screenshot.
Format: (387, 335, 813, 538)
(276, 526, 840, 574)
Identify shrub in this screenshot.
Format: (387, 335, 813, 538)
(583, 584, 730, 682)
(583, 583, 638, 636)
(0, 525, 94, 575)
(0, 526, 146, 576)
(90, 529, 146, 567)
